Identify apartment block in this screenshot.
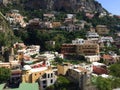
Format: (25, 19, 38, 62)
(76, 43, 99, 55)
(61, 43, 99, 56)
(38, 70, 57, 90)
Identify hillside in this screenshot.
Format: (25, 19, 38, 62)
(0, 12, 18, 47)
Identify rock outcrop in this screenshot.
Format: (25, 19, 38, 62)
(23, 0, 107, 13)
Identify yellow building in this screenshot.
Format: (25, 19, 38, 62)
(52, 22, 61, 28)
(96, 25, 109, 35)
(22, 65, 48, 83)
(57, 63, 71, 75)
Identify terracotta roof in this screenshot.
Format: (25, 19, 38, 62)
(93, 66, 108, 75)
(103, 54, 113, 60)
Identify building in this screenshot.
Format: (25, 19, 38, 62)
(37, 53, 55, 61)
(61, 44, 76, 56)
(67, 66, 88, 90)
(52, 22, 61, 28)
(86, 31, 99, 40)
(114, 37, 120, 48)
(12, 83, 39, 90)
(17, 45, 40, 60)
(38, 70, 57, 90)
(57, 63, 71, 75)
(85, 13, 94, 19)
(6, 10, 26, 28)
(0, 61, 20, 69)
(57, 63, 92, 90)
(99, 36, 114, 43)
(22, 65, 48, 83)
(102, 54, 120, 65)
(8, 70, 22, 88)
(43, 14, 55, 21)
(96, 25, 109, 35)
(72, 38, 85, 45)
(92, 62, 108, 75)
(85, 55, 100, 62)
(76, 43, 99, 55)
(61, 43, 99, 56)
(66, 14, 74, 19)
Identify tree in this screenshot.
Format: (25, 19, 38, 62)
(109, 64, 120, 78)
(46, 85, 54, 90)
(96, 77, 112, 90)
(111, 78, 120, 88)
(55, 76, 70, 89)
(0, 67, 11, 84)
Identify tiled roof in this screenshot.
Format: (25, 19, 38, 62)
(93, 66, 108, 75)
(103, 54, 113, 60)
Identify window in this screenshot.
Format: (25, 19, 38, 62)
(48, 74, 50, 78)
(42, 74, 46, 78)
(42, 80, 46, 84)
(43, 85, 46, 88)
(51, 73, 53, 77)
(51, 79, 53, 83)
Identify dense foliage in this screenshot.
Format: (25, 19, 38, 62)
(92, 76, 120, 90)
(0, 12, 20, 47)
(0, 67, 11, 84)
(109, 64, 120, 78)
(14, 29, 86, 52)
(46, 76, 79, 90)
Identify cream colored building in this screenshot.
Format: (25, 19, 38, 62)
(76, 43, 99, 55)
(85, 55, 100, 62)
(96, 25, 109, 35)
(67, 67, 88, 90)
(38, 70, 57, 90)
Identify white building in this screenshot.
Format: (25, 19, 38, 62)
(17, 45, 40, 56)
(37, 53, 55, 61)
(85, 55, 100, 62)
(67, 14, 74, 19)
(86, 31, 99, 40)
(38, 70, 57, 90)
(99, 36, 114, 43)
(72, 38, 85, 45)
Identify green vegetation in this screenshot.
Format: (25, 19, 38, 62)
(14, 29, 87, 52)
(46, 76, 78, 90)
(0, 12, 20, 47)
(109, 64, 120, 78)
(0, 67, 11, 84)
(92, 75, 120, 90)
(96, 77, 112, 90)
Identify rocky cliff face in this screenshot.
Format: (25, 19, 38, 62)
(24, 0, 107, 13)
